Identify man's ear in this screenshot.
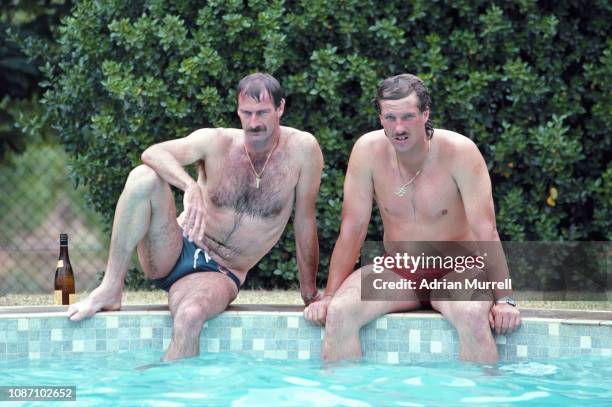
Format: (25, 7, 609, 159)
(422, 109, 430, 122)
(277, 98, 286, 117)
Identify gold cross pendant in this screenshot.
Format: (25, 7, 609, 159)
(395, 186, 408, 197)
(255, 177, 261, 189)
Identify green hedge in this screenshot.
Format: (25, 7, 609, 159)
(20, 0, 611, 289)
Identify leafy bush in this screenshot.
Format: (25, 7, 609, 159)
(19, 0, 611, 289)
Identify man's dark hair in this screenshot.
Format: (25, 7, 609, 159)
(375, 74, 434, 139)
(237, 72, 284, 108)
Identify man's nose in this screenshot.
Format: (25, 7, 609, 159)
(394, 120, 406, 134)
(248, 115, 261, 128)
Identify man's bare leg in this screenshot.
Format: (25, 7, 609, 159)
(323, 268, 421, 362)
(431, 300, 498, 363)
(164, 272, 238, 361)
(68, 165, 182, 321)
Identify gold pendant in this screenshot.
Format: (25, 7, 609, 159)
(395, 186, 408, 197)
(256, 177, 261, 189)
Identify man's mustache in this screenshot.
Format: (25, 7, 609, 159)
(247, 126, 266, 132)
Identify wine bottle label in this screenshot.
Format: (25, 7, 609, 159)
(57, 259, 64, 268)
(54, 290, 63, 305)
(68, 293, 76, 305)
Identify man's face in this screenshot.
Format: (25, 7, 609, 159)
(379, 93, 429, 152)
(237, 92, 284, 146)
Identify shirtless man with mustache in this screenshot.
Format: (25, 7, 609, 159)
(69, 73, 323, 360)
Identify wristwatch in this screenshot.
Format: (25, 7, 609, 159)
(495, 297, 517, 307)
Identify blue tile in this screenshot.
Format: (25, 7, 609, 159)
(153, 328, 162, 339)
(106, 329, 118, 339)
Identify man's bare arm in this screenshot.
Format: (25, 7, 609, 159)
(304, 136, 374, 325)
(452, 137, 512, 299)
(141, 128, 218, 190)
(324, 137, 374, 297)
(294, 134, 324, 305)
(452, 137, 520, 334)
(141, 128, 219, 242)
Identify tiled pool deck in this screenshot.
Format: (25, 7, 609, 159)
(1, 305, 611, 363)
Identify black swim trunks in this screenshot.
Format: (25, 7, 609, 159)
(151, 235, 241, 291)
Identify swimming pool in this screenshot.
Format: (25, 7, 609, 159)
(1, 306, 611, 404)
(2, 349, 612, 405)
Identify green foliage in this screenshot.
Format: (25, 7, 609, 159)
(1, 0, 71, 164)
(18, 0, 611, 289)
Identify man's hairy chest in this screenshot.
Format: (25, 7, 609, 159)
(206, 149, 296, 219)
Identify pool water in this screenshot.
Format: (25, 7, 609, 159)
(1, 351, 611, 406)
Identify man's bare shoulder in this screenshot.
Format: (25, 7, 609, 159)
(353, 129, 387, 151)
(281, 126, 316, 142)
(188, 127, 238, 152)
(433, 129, 487, 178)
(434, 129, 482, 158)
(281, 126, 321, 153)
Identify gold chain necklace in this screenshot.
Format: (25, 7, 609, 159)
(243, 136, 279, 189)
(394, 139, 431, 197)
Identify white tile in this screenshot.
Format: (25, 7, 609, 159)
(298, 350, 310, 360)
(430, 341, 442, 354)
(580, 336, 591, 349)
(548, 323, 560, 336)
(517, 345, 528, 358)
(287, 316, 299, 329)
(73, 340, 85, 352)
(208, 338, 220, 353)
(17, 319, 28, 331)
(140, 327, 152, 339)
(231, 327, 242, 340)
(409, 329, 420, 343)
(253, 338, 265, 351)
(51, 329, 62, 341)
(106, 316, 118, 329)
(387, 352, 399, 364)
(601, 349, 611, 357)
(376, 318, 387, 330)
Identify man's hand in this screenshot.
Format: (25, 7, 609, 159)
(489, 303, 521, 335)
(301, 290, 322, 306)
(182, 182, 207, 243)
(303, 295, 332, 327)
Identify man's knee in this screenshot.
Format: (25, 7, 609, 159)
(125, 164, 163, 195)
(325, 296, 358, 335)
(173, 302, 209, 332)
(448, 301, 492, 333)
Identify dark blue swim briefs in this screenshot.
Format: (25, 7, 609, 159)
(151, 235, 241, 291)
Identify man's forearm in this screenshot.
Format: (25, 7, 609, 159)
(141, 146, 195, 191)
(474, 230, 513, 300)
(324, 233, 363, 297)
(295, 219, 319, 298)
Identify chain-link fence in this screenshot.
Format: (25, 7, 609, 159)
(0, 142, 109, 296)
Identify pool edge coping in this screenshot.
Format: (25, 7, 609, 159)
(1, 304, 611, 323)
